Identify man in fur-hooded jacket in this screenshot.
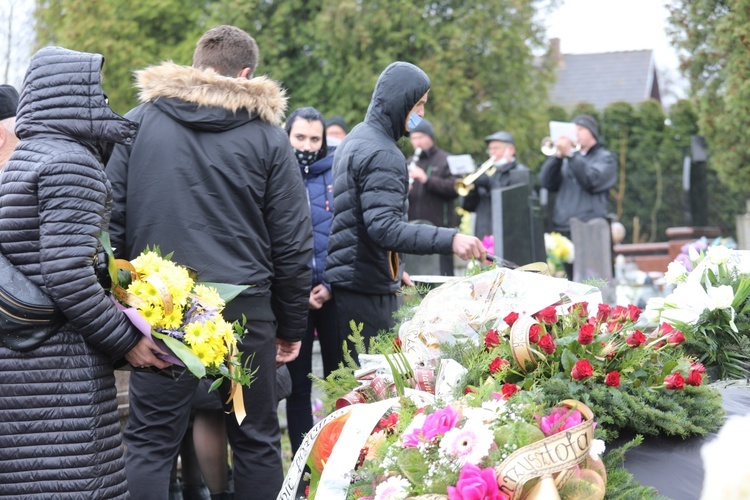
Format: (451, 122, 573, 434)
(106, 26, 313, 500)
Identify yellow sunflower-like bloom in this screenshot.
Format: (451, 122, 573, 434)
(162, 305, 184, 330)
(138, 304, 165, 328)
(184, 321, 209, 346)
(131, 251, 165, 275)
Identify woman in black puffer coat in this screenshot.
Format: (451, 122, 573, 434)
(0, 47, 168, 498)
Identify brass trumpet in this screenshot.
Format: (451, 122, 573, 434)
(454, 156, 496, 197)
(541, 137, 580, 156)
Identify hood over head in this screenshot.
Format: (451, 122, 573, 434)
(365, 62, 430, 141)
(15, 46, 138, 147)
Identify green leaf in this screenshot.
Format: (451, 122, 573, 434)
(199, 282, 251, 303)
(151, 330, 206, 379)
(97, 231, 118, 286)
(561, 348, 578, 374)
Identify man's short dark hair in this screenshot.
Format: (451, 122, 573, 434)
(193, 25, 259, 77)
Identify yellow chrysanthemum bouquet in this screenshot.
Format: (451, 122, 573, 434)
(544, 231, 575, 277)
(99, 233, 254, 420)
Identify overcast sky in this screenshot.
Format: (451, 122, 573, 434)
(544, 0, 686, 102)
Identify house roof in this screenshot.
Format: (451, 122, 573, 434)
(550, 50, 658, 109)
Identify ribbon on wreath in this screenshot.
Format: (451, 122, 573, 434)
(509, 315, 539, 372)
(335, 368, 437, 409)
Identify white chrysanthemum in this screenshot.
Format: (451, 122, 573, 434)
(664, 261, 688, 285)
(374, 475, 410, 500)
(701, 414, 750, 500)
(438, 418, 494, 466)
(707, 285, 735, 311)
(589, 439, 606, 459)
(482, 398, 508, 415)
(706, 245, 731, 265)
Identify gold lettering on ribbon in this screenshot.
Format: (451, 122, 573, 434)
(495, 400, 595, 498)
(509, 315, 538, 372)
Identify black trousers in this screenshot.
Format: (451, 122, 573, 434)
(332, 286, 398, 365)
(123, 320, 282, 500)
(285, 298, 339, 454)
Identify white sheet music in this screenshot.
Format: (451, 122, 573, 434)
(549, 121, 577, 143)
(447, 154, 476, 175)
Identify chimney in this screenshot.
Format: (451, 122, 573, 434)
(550, 38, 562, 66)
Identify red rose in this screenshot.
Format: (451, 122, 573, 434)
(610, 305, 627, 322)
(484, 329, 501, 350)
(578, 323, 595, 345)
(393, 336, 402, 349)
(605, 371, 621, 387)
(528, 324, 542, 344)
(503, 312, 519, 326)
(569, 302, 589, 318)
(596, 303, 611, 322)
(535, 306, 558, 325)
(659, 322, 676, 336)
(664, 372, 685, 390)
(489, 357, 508, 374)
(691, 362, 706, 374)
(606, 320, 624, 333)
(653, 341, 666, 350)
(538, 334, 556, 354)
(501, 383, 519, 399)
(626, 329, 646, 347)
(668, 330, 686, 345)
(464, 386, 476, 395)
(686, 370, 703, 387)
(627, 304, 642, 322)
(571, 359, 594, 380)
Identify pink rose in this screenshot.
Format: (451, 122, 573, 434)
(538, 407, 583, 436)
(447, 463, 507, 500)
(403, 405, 459, 447)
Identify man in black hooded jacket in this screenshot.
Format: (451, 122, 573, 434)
(325, 62, 486, 359)
(106, 26, 312, 499)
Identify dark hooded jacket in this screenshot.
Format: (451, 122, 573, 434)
(324, 62, 456, 295)
(538, 142, 617, 232)
(0, 46, 141, 498)
(106, 62, 312, 342)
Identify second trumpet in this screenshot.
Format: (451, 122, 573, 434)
(454, 156, 496, 197)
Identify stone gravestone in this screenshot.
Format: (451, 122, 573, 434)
(490, 184, 546, 267)
(402, 220, 442, 277)
(570, 217, 613, 286)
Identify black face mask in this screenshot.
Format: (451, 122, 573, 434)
(295, 149, 319, 167)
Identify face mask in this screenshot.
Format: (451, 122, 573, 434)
(493, 157, 509, 167)
(295, 149, 319, 167)
(407, 111, 422, 132)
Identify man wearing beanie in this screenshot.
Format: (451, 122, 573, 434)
(326, 115, 348, 146)
(538, 114, 617, 274)
(0, 84, 20, 170)
(407, 118, 459, 275)
(460, 130, 531, 242)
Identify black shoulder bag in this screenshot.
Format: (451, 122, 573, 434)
(0, 252, 65, 351)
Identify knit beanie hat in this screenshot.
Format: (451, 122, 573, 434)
(411, 118, 435, 141)
(326, 115, 348, 133)
(573, 114, 599, 142)
(0, 85, 19, 121)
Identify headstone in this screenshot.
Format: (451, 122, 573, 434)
(490, 183, 546, 266)
(402, 220, 442, 276)
(736, 200, 750, 250)
(570, 217, 613, 285)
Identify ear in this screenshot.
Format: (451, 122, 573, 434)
(239, 67, 253, 79)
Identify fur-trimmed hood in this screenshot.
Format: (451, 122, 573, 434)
(135, 62, 287, 125)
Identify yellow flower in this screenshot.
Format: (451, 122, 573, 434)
(193, 284, 225, 311)
(138, 304, 165, 328)
(162, 305, 184, 330)
(184, 322, 209, 345)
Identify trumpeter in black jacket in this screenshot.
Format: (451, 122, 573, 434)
(0, 46, 158, 499)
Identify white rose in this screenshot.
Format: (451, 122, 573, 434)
(707, 245, 731, 265)
(707, 285, 734, 311)
(665, 261, 688, 284)
(589, 439, 606, 459)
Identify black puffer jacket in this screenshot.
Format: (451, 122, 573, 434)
(325, 62, 456, 295)
(106, 62, 312, 342)
(0, 47, 141, 498)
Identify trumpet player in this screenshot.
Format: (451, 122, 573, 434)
(538, 115, 617, 277)
(460, 131, 531, 240)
